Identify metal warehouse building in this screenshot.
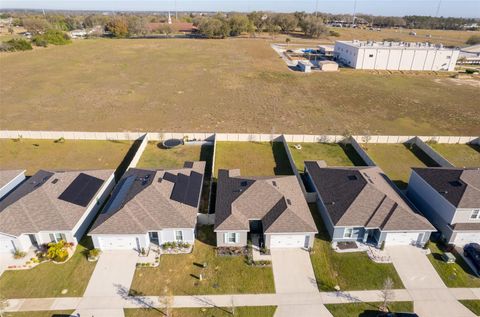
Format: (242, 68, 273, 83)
(334, 40, 459, 71)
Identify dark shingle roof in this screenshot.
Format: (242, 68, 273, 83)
(0, 169, 112, 237)
(305, 161, 434, 231)
(90, 161, 205, 235)
(214, 169, 317, 234)
(412, 167, 480, 208)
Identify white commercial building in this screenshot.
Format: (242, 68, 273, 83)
(334, 40, 459, 71)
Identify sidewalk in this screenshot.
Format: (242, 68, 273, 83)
(6, 288, 479, 312)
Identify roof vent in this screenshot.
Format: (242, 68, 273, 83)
(241, 181, 247, 187)
(440, 190, 449, 194)
(158, 178, 163, 183)
(286, 198, 292, 205)
(272, 181, 277, 187)
(347, 175, 358, 181)
(52, 178, 59, 184)
(449, 181, 462, 187)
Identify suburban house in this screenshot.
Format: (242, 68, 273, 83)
(334, 40, 459, 71)
(407, 167, 480, 245)
(305, 161, 435, 247)
(89, 161, 205, 251)
(214, 169, 317, 249)
(0, 170, 26, 200)
(0, 169, 114, 253)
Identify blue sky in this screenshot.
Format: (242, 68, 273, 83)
(1, 1, 479, 18)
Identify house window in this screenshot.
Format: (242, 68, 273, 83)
(225, 232, 238, 244)
(50, 233, 66, 243)
(471, 209, 480, 220)
(344, 228, 353, 238)
(175, 230, 184, 242)
(369, 54, 374, 58)
(446, 56, 451, 59)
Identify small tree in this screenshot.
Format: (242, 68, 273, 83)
(380, 277, 394, 312)
(8, 27, 13, 35)
(158, 24, 173, 38)
(285, 37, 291, 48)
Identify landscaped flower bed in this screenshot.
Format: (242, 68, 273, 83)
(161, 241, 192, 254)
(216, 247, 248, 257)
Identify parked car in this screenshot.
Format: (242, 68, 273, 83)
(464, 243, 480, 272)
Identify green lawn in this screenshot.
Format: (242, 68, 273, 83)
(124, 306, 277, 317)
(427, 242, 480, 288)
(288, 142, 365, 172)
(309, 205, 404, 291)
(325, 301, 414, 317)
(430, 144, 480, 167)
(0, 139, 132, 176)
(0, 239, 96, 298)
(214, 142, 292, 177)
(137, 142, 213, 170)
(364, 143, 439, 189)
(460, 300, 480, 316)
(129, 225, 275, 295)
(5, 311, 74, 317)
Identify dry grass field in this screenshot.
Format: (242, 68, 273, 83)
(1, 38, 479, 135)
(0, 138, 132, 175)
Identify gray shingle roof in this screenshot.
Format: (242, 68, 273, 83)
(214, 169, 317, 234)
(305, 161, 434, 231)
(0, 169, 113, 237)
(89, 161, 205, 235)
(412, 167, 480, 208)
(0, 170, 25, 190)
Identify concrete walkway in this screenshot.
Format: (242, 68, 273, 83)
(5, 288, 479, 312)
(387, 246, 476, 317)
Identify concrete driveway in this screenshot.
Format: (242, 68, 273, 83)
(271, 248, 318, 294)
(83, 250, 138, 297)
(387, 246, 476, 317)
(387, 246, 445, 289)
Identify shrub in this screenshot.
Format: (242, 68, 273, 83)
(13, 250, 27, 259)
(32, 29, 71, 46)
(0, 39, 33, 52)
(380, 241, 386, 250)
(465, 68, 479, 74)
(88, 248, 101, 258)
(466, 34, 480, 45)
(47, 240, 69, 262)
(329, 30, 340, 37)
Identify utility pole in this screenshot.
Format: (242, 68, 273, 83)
(352, 0, 357, 26)
(435, 0, 442, 17)
(175, 0, 178, 21)
(315, 0, 319, 18)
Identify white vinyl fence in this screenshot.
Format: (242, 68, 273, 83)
(0, 130, 478, 145)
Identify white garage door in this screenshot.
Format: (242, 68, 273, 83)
(99, 236, 138, 250)
(454, 232, 480, 246)
(385, 232, 421, 245)
(0, 239, 15, 253)
(270, 235, 307, 248)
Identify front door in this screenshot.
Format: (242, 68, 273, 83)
(148, 232, 159, 245)
(304, 235, 310, 249)
(28, 234, 39, 248)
